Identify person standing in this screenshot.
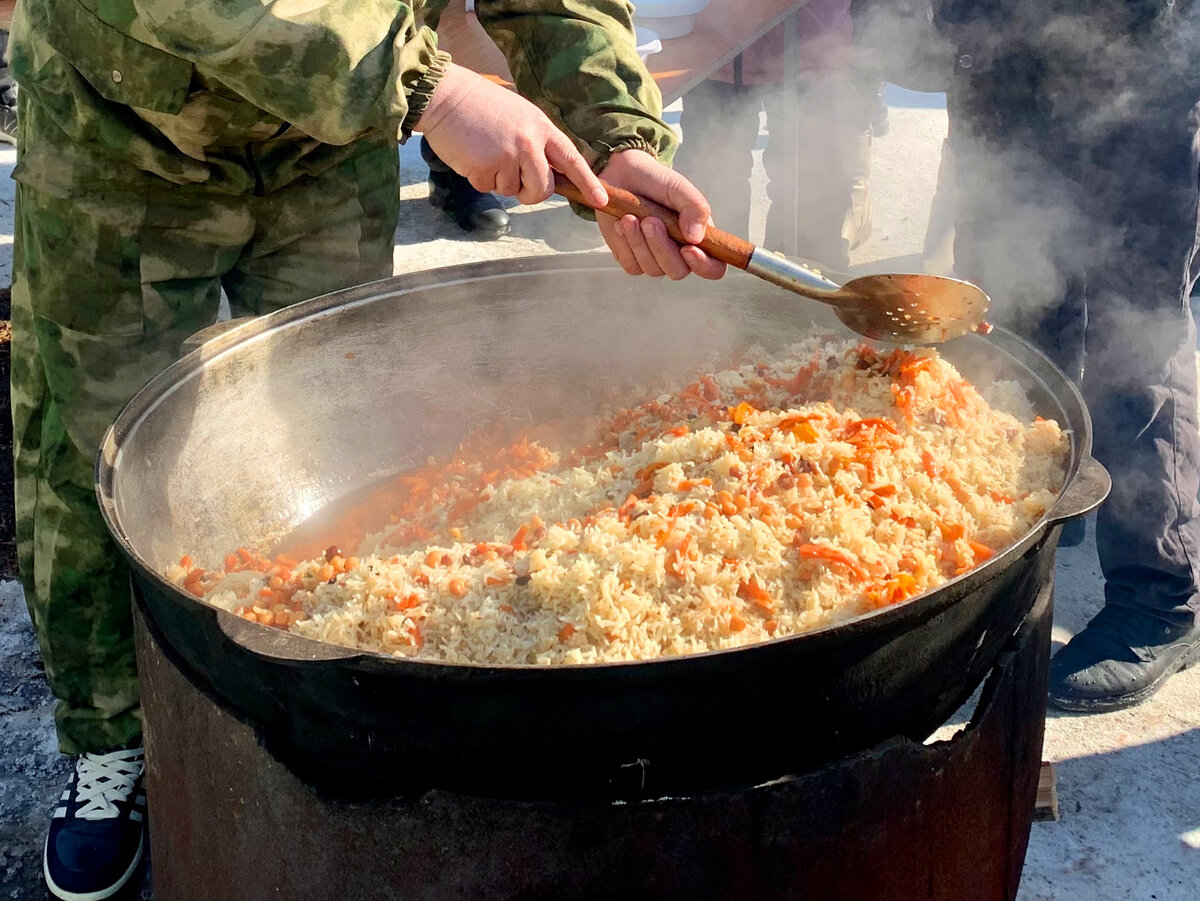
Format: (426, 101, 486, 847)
(937, 0, 1200, 710)
(672, 0, 874, 271)
(8, 1, 724, 897)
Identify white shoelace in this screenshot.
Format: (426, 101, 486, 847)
(72, 748, 145, 821)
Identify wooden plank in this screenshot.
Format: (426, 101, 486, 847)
(438, 0, 809, 105)
(1033, 761, 1059, 822)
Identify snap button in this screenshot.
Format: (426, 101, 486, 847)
(957, 54, 974, 70)
(111, 70, 123, 84)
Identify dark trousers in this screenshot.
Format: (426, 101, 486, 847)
(949, 47, 1200, 623)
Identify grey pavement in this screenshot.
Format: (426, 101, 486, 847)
(2, 88, 1200, 898)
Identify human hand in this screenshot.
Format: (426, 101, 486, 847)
(418, 64, 607, 208)
(595, 150, 727, 280)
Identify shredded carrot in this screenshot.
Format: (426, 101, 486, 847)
(865, 572, 920, 608)
(730, 401, 758, 425)
(922, 451, 939, 478)
(938, 521, 966, 542)
(969, 540, 994, 562)
(558, 623, 576, 641)
(510, 524, 529, 552)
(393, 594, 420, 611)
(788, 420, 820, 443)
(729, 613, 748, 632)
(796, 543, 869, 580)
(844, 417, 900, 436)
(944, 476, 973, 505)
(737, 578, 774, 611)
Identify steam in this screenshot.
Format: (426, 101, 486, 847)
(670, 2, 1200, 358)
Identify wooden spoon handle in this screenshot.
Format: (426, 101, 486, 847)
(553, 172, 754, 271)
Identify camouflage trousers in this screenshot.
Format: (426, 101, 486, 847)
(11, 101, 399, 755)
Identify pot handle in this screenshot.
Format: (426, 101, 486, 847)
(1047, 455, 1111, 524)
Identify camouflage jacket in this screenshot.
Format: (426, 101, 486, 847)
(10, 0, 675, 194)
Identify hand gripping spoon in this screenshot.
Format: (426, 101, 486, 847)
(554, 173, 990, 345)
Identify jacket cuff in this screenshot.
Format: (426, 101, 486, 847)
(591, 131, 678, 172)
(399, 45, 453, 142)
(568, 134, 680, 220)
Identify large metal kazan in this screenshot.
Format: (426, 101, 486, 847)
(97, 254, 1107, 800)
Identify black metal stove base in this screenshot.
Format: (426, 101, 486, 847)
(135, 580, 1051, 901)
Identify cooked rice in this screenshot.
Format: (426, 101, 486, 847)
(169, 339, 1069, 665)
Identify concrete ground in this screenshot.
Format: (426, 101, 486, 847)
(2, 87, 1200, 898)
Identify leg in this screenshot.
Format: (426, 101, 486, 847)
(12, 107, 249, 755)
(1079, 99, 1200, 624)
(674, 78, 762, 240)
(224, 137, 399, 314)
(1043, 92, 1200, 709)
(763, 74, 872, 270)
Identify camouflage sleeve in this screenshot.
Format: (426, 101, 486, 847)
(129, 0, 450, 145)
(475, 0, 679, 167)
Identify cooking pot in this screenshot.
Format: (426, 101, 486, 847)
(98, 254, 1108, 800)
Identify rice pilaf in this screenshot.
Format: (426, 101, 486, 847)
(169, 338, 1069, 665)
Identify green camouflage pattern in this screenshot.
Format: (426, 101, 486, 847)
(11, 94, 399, 754)
(9, 0, 675, 194)
(8, 0, 674, 755)
(473, 0, 677, 165)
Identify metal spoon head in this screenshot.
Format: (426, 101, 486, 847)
(836, 274, 991, 345)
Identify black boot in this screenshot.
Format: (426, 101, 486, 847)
(420, 137, 509, 238)
(1048, 605, 1200, 712)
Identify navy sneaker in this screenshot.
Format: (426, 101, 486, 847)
(44, 747, 147, 901)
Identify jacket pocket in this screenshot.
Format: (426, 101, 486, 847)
(38, 0, 194, 115)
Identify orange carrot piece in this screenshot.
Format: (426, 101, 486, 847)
(922, 451, 939, 478)
(511, 524, 529, 552)
(969, 540, 995, 562)
(737, 578, 774, 611)
(796, 543, 869, 580)
(394, 594, 420, 611)
(937, 521, 966, 542)
(730, 401, 758, 425)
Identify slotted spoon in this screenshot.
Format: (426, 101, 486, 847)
(555, 173, 990, 345)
